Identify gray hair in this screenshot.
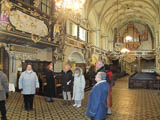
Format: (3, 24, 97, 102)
(97, 72, 106, 80)
(97, 61, 104, 68)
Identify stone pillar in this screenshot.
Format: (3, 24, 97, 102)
(156, 31, 159, 48)
(137, 56, 142, 72)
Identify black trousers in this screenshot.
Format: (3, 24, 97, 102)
(0, 101, 7, 120)
(23, 95, 34, 110)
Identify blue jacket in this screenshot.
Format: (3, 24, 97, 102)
(86, 80, 109, 120)
(19, 70, 39, 95)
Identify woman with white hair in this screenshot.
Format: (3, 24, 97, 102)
(72, 67, 86, 108)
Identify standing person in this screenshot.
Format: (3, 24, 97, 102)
(0, 71, 9, 120)
(86, 65, 95, 87)
(72, 67, 85, 108)
(45, 63, 55, 102)
(95, 61, 106, 75)
(86, 72, 109, 120)
(95, 61, 109, 84)
(105, 65, 114, 115)
(19, 64, 39, 111)
(61, 64, 73, 105)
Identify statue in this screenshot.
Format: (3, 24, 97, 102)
(0, 0, 12, 25)
(33, 0, 40, 8)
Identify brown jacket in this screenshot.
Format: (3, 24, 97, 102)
(0, 71, 9, 101)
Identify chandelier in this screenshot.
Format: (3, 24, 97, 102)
(55, 0, 85, 12)
(121, 48, 130, 54)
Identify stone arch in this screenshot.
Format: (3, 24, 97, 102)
(68, 52, 85, 63)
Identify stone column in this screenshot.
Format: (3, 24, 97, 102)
(137, 56, 142, 72)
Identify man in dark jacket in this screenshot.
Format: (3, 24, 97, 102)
(86, 65, 96, 87)
(61, 64, 73, 105)
(86, 72, 109, 120)
(0, 71, 9, 120)
(95, 61, 106, 75)
(94, 61, 109, 84)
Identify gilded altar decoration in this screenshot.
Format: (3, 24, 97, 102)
(115, 22, 148, 50)
(31, 34, 41, 43)
(54, 24, 61, 36)
(30, 10, 40, 17)
(124, 56, 136, 63)
(0, 0, 13, 27)
(9, 10, 48, 37)
(33, 0, 40, 8)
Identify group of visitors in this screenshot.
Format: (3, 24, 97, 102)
(61, 65, 86, 107)
(0, 61, 114, 120)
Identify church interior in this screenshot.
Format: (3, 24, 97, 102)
(0, 0, 160, 120)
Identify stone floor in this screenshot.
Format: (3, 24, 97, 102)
(1, 76, 160, 120)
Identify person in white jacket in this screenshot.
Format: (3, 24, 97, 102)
(72, 67, 86, 108)
(19, 64, 39, 111)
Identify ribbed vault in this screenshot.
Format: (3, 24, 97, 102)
(85, 0, 160, 48)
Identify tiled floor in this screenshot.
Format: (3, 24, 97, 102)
(2, 76, 160, 120)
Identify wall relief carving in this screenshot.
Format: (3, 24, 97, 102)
(9, 10, 48, 37)
(0, 0, 13, 29)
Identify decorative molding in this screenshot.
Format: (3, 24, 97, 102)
(0, 0, 13, 29)
(9, 10, 48, 37)
(31, 34, 41, 43)
(33, 0, 40, 8)
(10, 45, 38, 54)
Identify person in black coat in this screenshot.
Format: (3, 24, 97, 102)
(61, 64, 73, 105)
(95, 61, 106, 75)
(86, 65, 96, 87)
(45, 63, 55, 102)
(95, 61, 109, 84)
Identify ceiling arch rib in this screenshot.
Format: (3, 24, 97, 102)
(116, 21, 155, 39)
(87, 0, 158, 19)
(86, 0, 104, 19)
(102, 5, 156, 23)
(103, 10, 156, 35)
(99, 1, 157, 28)
(98, 0, 158, 22)
(105, 17, 155, 38)
(107, 16, 154, 32)
(108, 11, 155, 28)
(86, 0, 159, 48)
(117, 20, 153, 31)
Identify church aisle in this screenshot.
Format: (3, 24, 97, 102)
(107, 76, 160, 120)
(2, 76, 160, 120)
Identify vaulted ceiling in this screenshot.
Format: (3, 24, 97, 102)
(85, 0, 159, 37)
